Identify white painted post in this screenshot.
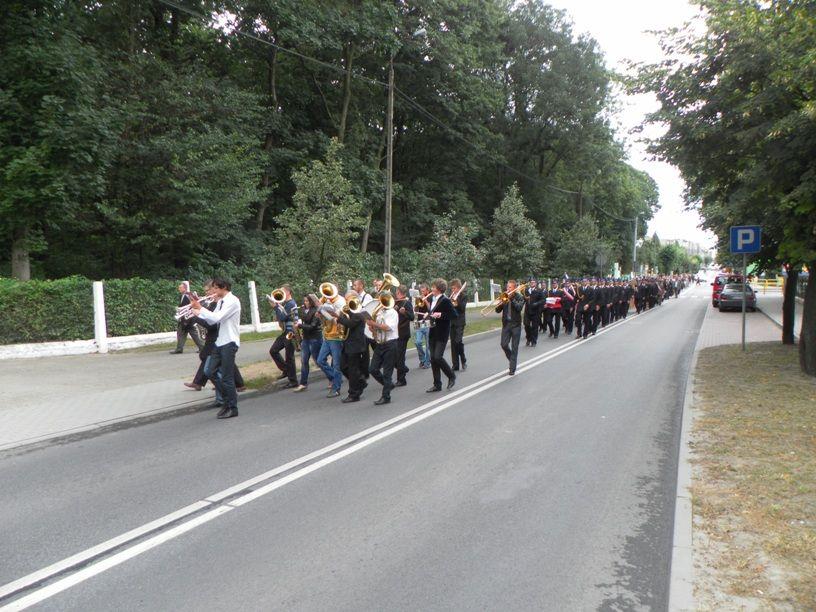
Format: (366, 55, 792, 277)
(248, 280, 261, 332)
(489, 278, 496, 302)
(93, 281, 108, 354)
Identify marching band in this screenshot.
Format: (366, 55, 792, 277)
(181, 273, 693, 418)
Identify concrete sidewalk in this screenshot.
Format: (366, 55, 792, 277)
(754, 291, 803, 339)
(0, 340, 277, 451)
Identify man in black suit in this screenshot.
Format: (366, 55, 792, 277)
(449, 278, 468, 371)
(578, 279, 595, 339)
(523, 279, 543, 347)
(394, 285, 415, 386)
(172, 281, 204, 354)
(333, 292, 368, 403)
(426, 278, 458, 392)
(496, 279, 525, 375)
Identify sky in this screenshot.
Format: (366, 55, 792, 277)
(544, 0, 716, 249)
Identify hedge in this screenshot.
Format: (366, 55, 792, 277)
(0, 276, 254, 345)
(0, 276, 95, 344)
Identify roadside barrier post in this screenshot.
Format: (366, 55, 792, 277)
(248, 281, 261, 333)
(93, 281, 108, 354)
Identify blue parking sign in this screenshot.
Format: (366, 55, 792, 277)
(730, 226, 761, 254)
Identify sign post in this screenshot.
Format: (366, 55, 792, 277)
(729, 225, 762, 351)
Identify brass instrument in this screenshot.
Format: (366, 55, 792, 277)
(266, 287, 287, 305)
(342, 296, 362, 314)
(450, 281, 467, 306)
(318, 282, 346, 340)
(175, 292, 216, 321)
(414, 295, 427, 309)
(368, 292, 395, 317)
(480, 283, 529, 316)
(380, 272, 399, 293)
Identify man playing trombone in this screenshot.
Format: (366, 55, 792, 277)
(496, 279, 526, 375)
(268, 285, 298, 389)
(449, 278, 468, 371)
(426, 278, 458, 392)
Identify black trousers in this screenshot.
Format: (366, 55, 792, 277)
(581, 308, 594, 338)
(500, 322, 521, 373)
(563, 309, 574, 334)
(430, 336, 454, 388)
(341, 351, 367, 399)
(269, 332, 296, 384)
(362, 339, 374, 379)
(194, 343, 244, 388)
(370, 340, 397, 400)
(395, 337, 410, 383)
(591, 308, 601, 333)
(450, 324, 466, 368)
(524, 312, 539, 345)
(622, 300, 630, 319)
(545, 310, 561, 337)
(575, 308, 583, 337)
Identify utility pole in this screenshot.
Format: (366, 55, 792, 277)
(632, 213, 639, 278)
(383, 52, 395, 274)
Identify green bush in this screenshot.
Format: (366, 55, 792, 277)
(0, 276, 94, 344)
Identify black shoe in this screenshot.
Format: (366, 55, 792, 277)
(447, 376, 456, 390)
(327, 390, 340, 398)
(216, 405, 229, 417)
(461, 363, 467, 371)
(276, 373, 288, 380)
(170, 349, 183, 354)
(452, 366, 460, 371)
(426, 386, 442, 393)
(374, 397, 391, 405)
(217, 407, 238, 419)
(395, 380, 407, 387)
(341, 395, 359, 403)
(508, 370, 515, 376)
(284, 381, 299, 389)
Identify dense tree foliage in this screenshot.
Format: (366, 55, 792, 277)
(1, 0, 659, 285)
(636, 0, 816, 375)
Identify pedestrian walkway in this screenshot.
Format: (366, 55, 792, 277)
(754, 292, 803, 339)
(695, 296, 780, 350)
(0, 340, 274, 451)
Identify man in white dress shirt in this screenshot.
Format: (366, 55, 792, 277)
(191, 278, 242, 419)
(366, 303, 399, 405)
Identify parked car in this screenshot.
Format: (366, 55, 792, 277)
(718, 283, 757, 312)
(711, 273, 745, 306)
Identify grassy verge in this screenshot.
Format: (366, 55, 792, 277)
(692, 342, 816, 609)
(241, 315, 503, 392)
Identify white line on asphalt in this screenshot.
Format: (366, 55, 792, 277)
(0, 303, 676, 610)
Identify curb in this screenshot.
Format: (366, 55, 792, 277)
(756, 305, 800, 340)
(1, 327, 503, 454)
(668, 344, 698, 611)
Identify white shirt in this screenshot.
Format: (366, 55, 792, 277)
(195, 291, 241, 347)
(377, 308, 399, 342)
(360, 291, 373, 306)
(430, 293, 440, 312)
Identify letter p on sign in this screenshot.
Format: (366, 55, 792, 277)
(730, 225, 761, 254)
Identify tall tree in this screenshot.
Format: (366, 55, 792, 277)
(483, 184, 543, 280)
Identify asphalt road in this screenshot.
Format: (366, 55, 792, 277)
(0, 287, 708, 611)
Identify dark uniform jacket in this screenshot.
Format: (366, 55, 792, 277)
(451, 291, 468, 328)
(395, 298, 415, 340)
(428, 294, 458, 342)
(338, 311, 367, 354)
(496, 293, 525, 326)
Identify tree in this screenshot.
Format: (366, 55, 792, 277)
(417, 214, 483, 282)
(482, 184, 544, 280)
(262, 140, 364, 291)
(552, 216, 600, 277)
(637, 0, 816, 375)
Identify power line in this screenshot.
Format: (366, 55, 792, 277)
(158, 0, 596, 200)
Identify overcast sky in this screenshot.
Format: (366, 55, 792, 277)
(543, 0, 716, 249)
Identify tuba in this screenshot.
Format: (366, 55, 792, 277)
(319, 282, 346, 340)
(380, 273, 399, 294)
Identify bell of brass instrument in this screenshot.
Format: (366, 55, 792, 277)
(380, 272, 399, 294)
(319, 282, 338, 302)
(479, 283, 528, 316)
(343, 296, 362, 314)
(370, 292, 395, 317)
(267, 287, 287, 305)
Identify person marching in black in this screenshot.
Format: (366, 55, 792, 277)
(497, 279, 526, 375)
(546, 280, 565, 339)
(394, 285, 415, 386)
(332, 292, 368, 403)
(578, 279, 596, 339)
(449, 278, 468, 370)
(171, 281, 204, 354)
(561, 280, 576, 335)
(523, 279, 543, 347)
(426, 278, 458, 392)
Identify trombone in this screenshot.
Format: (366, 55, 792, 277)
(480, 283, 528, 316)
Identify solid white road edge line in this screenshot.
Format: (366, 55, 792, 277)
(0, 303, 671, 610)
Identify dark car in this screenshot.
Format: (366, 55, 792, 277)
(718, 283, 756, 312)
(711, 274, 745, 306)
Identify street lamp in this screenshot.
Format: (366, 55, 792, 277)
(383, 27, 426, 274)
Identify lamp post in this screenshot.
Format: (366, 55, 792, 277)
(383, 28, 426, 274)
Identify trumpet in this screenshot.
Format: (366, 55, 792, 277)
(480, 283, 528, 316)
(175, 293, 216, 321)
(380, 272, 399, 293)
